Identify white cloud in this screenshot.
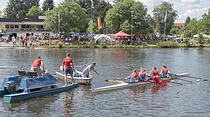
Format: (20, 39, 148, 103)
(181, 0, 200, 3)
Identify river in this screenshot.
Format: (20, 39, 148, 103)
(0, 48, 210, 117)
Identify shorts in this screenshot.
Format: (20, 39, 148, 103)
(65, 68, 73, 75)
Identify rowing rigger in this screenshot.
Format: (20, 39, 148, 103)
(91, 73, 188, 93)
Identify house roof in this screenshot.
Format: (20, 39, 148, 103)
(174, 23, 185, 27)
(0, 16, 45, 23)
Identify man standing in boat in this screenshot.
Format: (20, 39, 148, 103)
(82, 62, 99, 79)
(62, 53, 74, 85)
(31, 56, 45, 77)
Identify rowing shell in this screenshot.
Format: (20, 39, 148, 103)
(55, 71, 92, 85)
(91, 73, 187, 93)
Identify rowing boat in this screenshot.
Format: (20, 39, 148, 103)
(55, 71, 92, 85)
(91, 73, 186, 93)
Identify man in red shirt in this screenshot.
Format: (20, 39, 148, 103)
(31, 56, 45, 77)
(62, 53, 74, 86)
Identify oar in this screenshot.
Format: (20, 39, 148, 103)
(182, 75, 208, 81)
(105, 80, 125, 83)
(170, 81, 184, 85)
(175, 78, 193, 83)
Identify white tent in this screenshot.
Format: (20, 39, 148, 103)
(93, 34, 113, 43)
(193, 34, 210, 38)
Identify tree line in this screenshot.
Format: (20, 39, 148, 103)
(1, 0, 210, 38)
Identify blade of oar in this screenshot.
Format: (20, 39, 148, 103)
(183, 76, 208, 81)
(175, 78, 193, 83)
(105, 80, 125, 83)
(170, 81, 184, 85)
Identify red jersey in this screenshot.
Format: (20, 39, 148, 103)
(151, 70, 159, 75)
(63, 57, 73, 68)
(32, 58, 43, 67)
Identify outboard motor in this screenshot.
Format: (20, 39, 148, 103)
(6, 81, 17, 94)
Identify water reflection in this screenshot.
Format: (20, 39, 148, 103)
(64, 90, 74, 117)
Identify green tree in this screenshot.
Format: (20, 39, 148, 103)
(170, 27, 180, 35)
(42, 0, 54, 12)
(181, 18, 199, 37)
(75, 0, 112, 32)
(153, 1, 178, 35)
(0, 11, 2, 16)
(4, 0, 40, 18)
(185, 16, 191, 26)
(27, 6, 44, 16)
(105, 0, 151, 34)
(199, 10, 210, 35)
(86, 20, 98, 33)
(44, 0, 88, 35)
(198, 34, 205, 47)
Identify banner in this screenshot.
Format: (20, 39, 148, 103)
(91, 0, 94, 8)
(98, 17, 102, 29)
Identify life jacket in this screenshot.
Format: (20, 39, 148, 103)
(129, 72, 138, 83)
(140, 72, 147, 81)
(162, 68, 168, 77)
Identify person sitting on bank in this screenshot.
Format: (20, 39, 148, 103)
(125, 69, 140, 83)
(82, 62, 99, 79)
(31, 56, 45, 77)
(62, 53, 74, 86)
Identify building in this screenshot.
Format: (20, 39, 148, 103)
(0, 16, 53, 37)
(173, 23, 185, 29)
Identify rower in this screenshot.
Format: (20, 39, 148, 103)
(152, 72, 171, 86)
(139, 68, 148, 82)
(125, 69, 140, 83)
(31, 56, 45, 77)
(150, 66, 159, 80)
(160, 66, 170, 77)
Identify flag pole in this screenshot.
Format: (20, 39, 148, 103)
(164, 10, 167, 40)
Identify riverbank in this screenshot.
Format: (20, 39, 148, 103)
(1, 42, 210, 49)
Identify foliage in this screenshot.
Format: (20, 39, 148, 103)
(58, 43, 63, 48)
(75, 0, 112, 32)
(199, 10, 210, 35)
(27, 6, 44, 16)
(183, 38, 191, 47)
(152, 1, 178, 35)
(170, 27, 180, 35)
(105, 0, 152, 35)
(42, 0, 54, 12)
(86, 20, 98, 33)
(185, 16, 191, 26)
(198, 34, 205, 47)
(44, 0, 88, 35)
(158, 41, 179, 48)
(100, 42, 108, 48)
(4, 0, 40, 18)
(88, 39, 96, 48)
(181, 18, 199, 37)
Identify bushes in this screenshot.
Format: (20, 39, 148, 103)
(198, 34, 205, 47)
(58, 43, 63, 48)
(183, 38, 191, 47)
(100, 42, 108, 48)
(88, 40, 96, 48)
(158, 41, 179, 48)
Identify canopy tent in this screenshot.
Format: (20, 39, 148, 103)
(112, 31, 133, 37)
(174, 37, 181, 40)
(193, 34, 210, 38)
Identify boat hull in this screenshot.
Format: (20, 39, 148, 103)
(55, 72, 92, 85)
(4, 83, 78, 103)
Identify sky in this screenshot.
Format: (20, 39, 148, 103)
(0, 0, 209, 23)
